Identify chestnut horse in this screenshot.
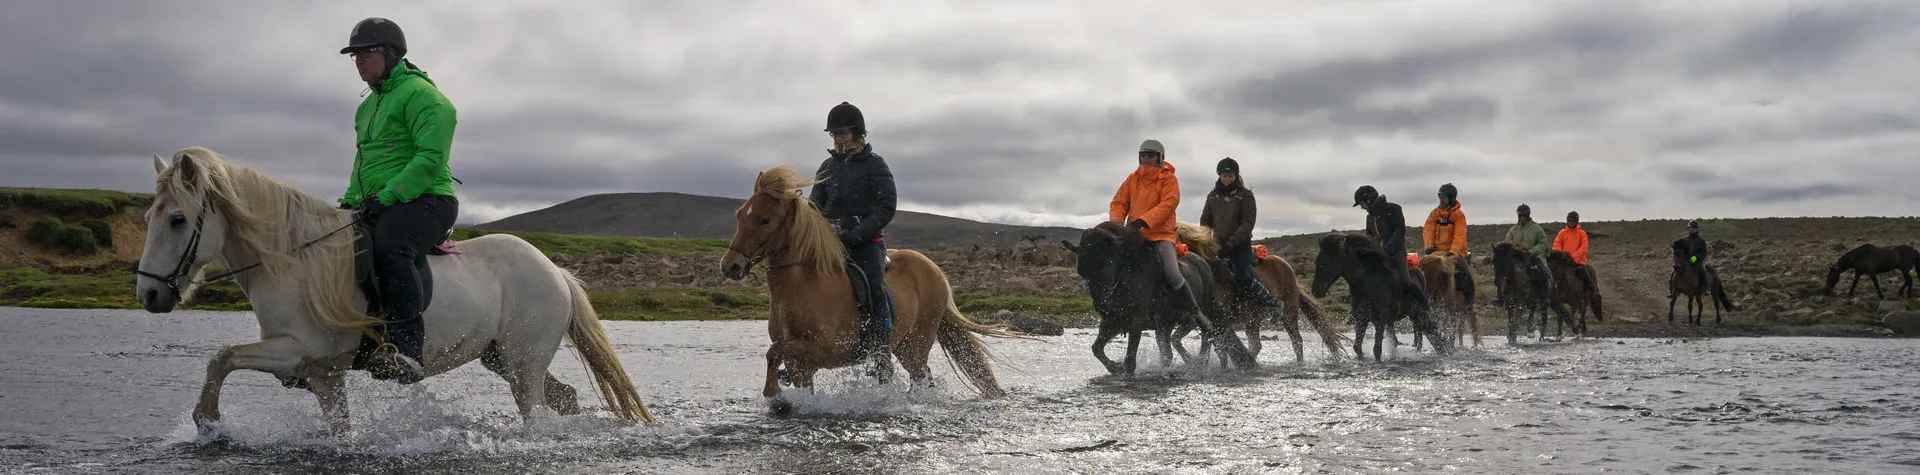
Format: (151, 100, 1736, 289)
(1544, 250, 1594, 337)
(719, 166, 1028, 405)
(1167, 226, 1347, 363)
(1669, 238, 1735, 325)
(1417, 253, 1480, 349)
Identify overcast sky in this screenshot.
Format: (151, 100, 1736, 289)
(5, 1, 1917, 236)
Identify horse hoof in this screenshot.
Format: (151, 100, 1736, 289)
(767, 398, 795, 416)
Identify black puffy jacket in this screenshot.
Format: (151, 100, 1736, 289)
(1365, 194, 1409, 254)
(808, 144, 897, 244)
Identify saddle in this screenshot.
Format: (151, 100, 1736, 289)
(347, 221, 445, 371)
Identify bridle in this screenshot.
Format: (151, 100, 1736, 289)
(727, 197, 800, 271)
(137, 199, 358, 301)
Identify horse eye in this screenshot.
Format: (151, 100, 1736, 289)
(759, 217, 771, 225)
(169, 215, 187, 227)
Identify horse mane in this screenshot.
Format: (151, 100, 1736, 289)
(1418, 254, 1453, 279)
(755, 166, 844, 275)
(1546, 249, 1573, 265)
(1175, 222, 1218, 260)
(158, 146, 375, 330)
(1837, 243, 1877, 266)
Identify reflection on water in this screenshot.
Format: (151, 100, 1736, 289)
(1, 307, 1915, 473)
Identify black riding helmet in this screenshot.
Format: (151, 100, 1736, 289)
(340, 17, 407, 57)
(1216, 157, 1239, 174)
(826, 102, 865, 134)
(1687, 219, 1700, 229)
(1353, 185, 1378, 207)
(1439, 183, 1458, 199)
(1516, 203, 1531, 214)
(1567, 211, 1580, 222)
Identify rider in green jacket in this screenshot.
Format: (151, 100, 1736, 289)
(339, 17, 459, 384)
(1503, 203, 1551, 296)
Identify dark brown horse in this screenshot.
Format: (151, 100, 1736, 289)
(1489, 242, 1547, 344)
(1544, 250, 1593, 337)
(1823, 243, 1920, 300)
(1310, 233, 1449, 361)
(1063, 222, 1256, 375)
(1669, 238, 1735, 325)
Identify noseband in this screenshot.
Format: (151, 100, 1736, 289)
(728, 198, 799, 271)
(135, 203, 211, 301)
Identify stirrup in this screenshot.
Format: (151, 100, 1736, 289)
(367, 344, 424, 384)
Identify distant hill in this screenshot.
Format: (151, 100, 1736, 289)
(474, 192, 1083, 249)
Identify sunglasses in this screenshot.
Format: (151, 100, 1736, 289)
(1138, 151, 1162, 158)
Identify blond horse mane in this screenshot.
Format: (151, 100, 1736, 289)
(753, 166, 845, 275)
(157, 147, 377, 330)
(1175, 222, 1220, 260)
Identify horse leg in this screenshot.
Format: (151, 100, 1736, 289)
(1871, 273, 1886, 300)
(1246, 317, 1265, 360)
(1848, 271, 1862, 297)
(1668, 293, 1677, 323)
(1373, 321, 1385, 362)
(1126, 329, 1144, 375)
(305, 374, 350, 435)
(1091, 325, 1124, 375)
(1280, 307, 1306, 364)
(764, 345, 785, 398)
(1352, 318, 1367, 362)
(1168, 325, 1194, 364)
(193, 338, 307, 431)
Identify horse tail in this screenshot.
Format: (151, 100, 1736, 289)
(1711, 278, 1736, 311)
(936, 300, 1036, 399)
(1294, 287, 1351, 357)
(561, 271, 655, 423)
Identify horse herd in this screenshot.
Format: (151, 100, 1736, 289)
(134, 150, 1920, 432)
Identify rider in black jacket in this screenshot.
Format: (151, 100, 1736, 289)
(1355, 185, 1426, 305)
(809, 102, 899, 381)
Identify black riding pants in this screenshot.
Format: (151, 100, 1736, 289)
(1224, 244, 1275, 301)
(849, 239, 894, 331)
(369, 193, 458, 358)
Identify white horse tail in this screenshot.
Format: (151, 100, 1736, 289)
(561, 271, 655, 423)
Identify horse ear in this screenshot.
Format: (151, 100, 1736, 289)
(1060, 241, 1079, 255)
(152, 154, 167, 175)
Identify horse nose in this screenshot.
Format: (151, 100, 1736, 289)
(143, 289, 158, 305)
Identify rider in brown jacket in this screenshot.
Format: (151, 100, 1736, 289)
(1200, 158, 1281, 309)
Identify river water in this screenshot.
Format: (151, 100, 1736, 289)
(0, 307, 1915, 474)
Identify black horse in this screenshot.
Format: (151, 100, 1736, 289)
(1062, 222, 1256, 375)
(1824, 243, 1920, 300)
(1489, 241, 1548, 344)
(1309, 233, 1449, 361)
(1670, 238, 1735, 325)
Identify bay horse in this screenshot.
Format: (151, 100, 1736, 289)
(1823, 243, 1920, 300)
(1168, 224, 1348, 364)
(1309, 233, 1449, 361)
(719, 166, 1026, 405)
(1489, 242, 1547, 344)
(136, 147, 652, 436)
(1416, 253, 1479, 349)
(1544, 250, 1594, 337)
(1669, 238, 1735, 325)
(1061, 222, 1257, 375)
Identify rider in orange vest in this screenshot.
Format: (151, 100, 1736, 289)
(1553, 211, 1596, 294)
(1110, 139, 1211, 322)
(1421, 183, 1475, 310)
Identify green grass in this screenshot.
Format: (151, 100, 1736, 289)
(0, 187, 151, 217)
(452, 228, 728, 256)
(586, 286, 771, 321)
(955, 291, 1095, 317)
(0, 268, 248, 311)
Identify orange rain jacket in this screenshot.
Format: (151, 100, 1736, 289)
(1109, 162, 1182, 242)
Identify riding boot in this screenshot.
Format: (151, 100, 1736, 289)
(854, 305, 895, 383)
(1454, 257, 1475, 312)
(369, 260, 426, 384)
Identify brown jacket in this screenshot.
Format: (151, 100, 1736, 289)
(1200, 182, 1257, 249)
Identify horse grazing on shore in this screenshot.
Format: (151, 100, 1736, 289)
(1669, 239, 1735, 325)
(1062, 222, 1257, 374)
(1415, 253, 1479, 349)
(1823, 243, 1920, 300)
(1544, 250, 1595, 337)
(1310, 233, 1449, 361)
(720, 166, 1026, 405)
(1488, 242, 1547, 344)
(1167, 224, 1347, 364)
(135, 147, 652, 435)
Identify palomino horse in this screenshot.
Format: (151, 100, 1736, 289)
(1168, 224, 1347, 363)
(1669, 239, 1735, 325)
(1416, 253, 1480, 349)
(1309, 233, 1449, 361)
(1544, 250, 1595, 337)
(1823, 243, 1920, 300)
(719, 166, 1025, 404)
(1061, 222, 1257, 374)
(135, 147, 651, 435)
(1489, 242, 1547, 344)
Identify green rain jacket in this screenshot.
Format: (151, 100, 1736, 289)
(1506, 220, 1550, 258)
(341, 61, 458, 207)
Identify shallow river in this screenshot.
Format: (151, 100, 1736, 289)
(1, 308, 1915, 474)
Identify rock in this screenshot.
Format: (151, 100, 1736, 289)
(1753, 308, 1779, 323)
(1005, 312, 1065, 336)
(601, 254, 625, 265)
(1830, 242, 1849, 253)
(1871, 326, 1897, 336)
(1884, 300, 1908, 313)
(1815, 310, 1838, 323)
(1007, 277, 1041, 293)
(1882, 311, 1920, 335)
(1617, 315, 1643, 324)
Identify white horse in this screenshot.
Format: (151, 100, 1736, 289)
(135, 146, 653, 434)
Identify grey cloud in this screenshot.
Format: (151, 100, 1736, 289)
(1686, 3, 1918, 79)
(1700, 183, 1858, 205)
